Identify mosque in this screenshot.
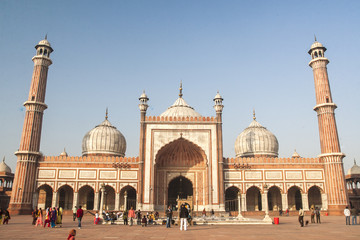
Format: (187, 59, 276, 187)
(7, 38, 350, 215)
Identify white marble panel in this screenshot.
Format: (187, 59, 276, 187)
(59, 170, 76, 179)
(121, 171, 137, 179)
(38, 169, 55, 179)
(245, 171, 262, 180)
(286, 171, 302, 180)
(225, 172, 241, 180)
(79, 170, 96, 179)
(265, 171, 282, 180)
(305, 171, 323, 180)
(100, 171, 117, 180)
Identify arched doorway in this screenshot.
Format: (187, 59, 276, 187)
(78, 185, 94, 210)
(168, 176, 193, 209)
(225, 186, 239, 212)
(288, 186, 302, 210)
(268, 186, 282, 211)
(308, 186, 322, 209)
(58, 185, 73, 210)
(246, 186, 262, 211)
(154, 137, 207, 210)
(99, 186, 116, 211)
(120, 186, 137, 210)
(37, 184, 53, 209)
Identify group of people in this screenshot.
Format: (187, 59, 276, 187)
(344, 206, 359, 225)
(298, 207, 321, 227)
(0, 208, 11, 224)
(32, 206, 63, 228)
(98, 207, 159, 226)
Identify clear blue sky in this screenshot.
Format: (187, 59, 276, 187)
(1, 0, 359, 173)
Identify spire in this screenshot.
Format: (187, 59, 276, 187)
(105, 108, 108, 120)
(354, 158, 357, 165)
(253, 109, 256, 120)
(2, 156, 5, 163)
(179, 81, 183, 98)
(45, 34, 47, 40)
(314, 34, 317, 42)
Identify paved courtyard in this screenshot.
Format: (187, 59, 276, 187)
(1, 214, 359, 240)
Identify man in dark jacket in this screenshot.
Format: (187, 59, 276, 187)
(166, 206, 172, 228)
(179, 204, 189, 231)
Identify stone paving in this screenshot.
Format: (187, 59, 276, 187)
(1, 214, 360, 240)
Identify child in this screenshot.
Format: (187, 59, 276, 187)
(141, 215, 147, 227)
(94, 211, 100, 225)
(67, 229, 76, 240)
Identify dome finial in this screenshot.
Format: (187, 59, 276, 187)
(105, 107, 108, 120)
(314, 34, 317, 42)
(253, 109, 256, 120)
(354, 158, 357, 165)
(45, 34, 48, 40)
(179, 81, 183, 98)
(2, 156, 4, 163)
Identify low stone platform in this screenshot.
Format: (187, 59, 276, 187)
(1, 214, 360, 239)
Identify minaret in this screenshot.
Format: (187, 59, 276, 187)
(9, 37, 53, 214)
(308, 39, 348, 212)
(213, 91, 225, 210)
(138, 90, 149, 208)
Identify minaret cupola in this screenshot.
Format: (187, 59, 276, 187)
(213, 91, 224, 113)
(35, 35, 53, 58)
(308, 36, 326, 60)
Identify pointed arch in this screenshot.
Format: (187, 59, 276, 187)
(246, 186, 262, 211)
(58, 184, 74, 210)
(155, 137, 207, 167)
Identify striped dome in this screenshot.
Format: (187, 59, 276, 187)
(160, 97, 201, 118)
(235, 119, 279, 158)
(82, 118, 126, 157)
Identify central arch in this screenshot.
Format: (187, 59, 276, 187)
(154, 137, 207, 210)
(167, 176, 193, 208)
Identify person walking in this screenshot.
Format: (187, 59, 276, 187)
(315, 207, 321, 224)
(73, 206, 77, 221)
(298, 208, 304, 227)
(351, 206, 357, 225)
(76, 205, 84, 229)
(310, 208, 315, 223)
(136, 209, 141, 225)
(166, 206, 172, 228)
(123, 210, 128, 225)
(128, 207, 136, 226)
(32, 207, 38, 225)
(35, 208, 43, 227)
(43, 208, 51, 227)
(3, 209, 10, 224)
(344, 206, 351, 225)
(50, 207, 57, 228)
(179, 204, 189, 231)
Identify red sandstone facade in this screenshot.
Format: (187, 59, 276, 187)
(8, 38, 349, 216)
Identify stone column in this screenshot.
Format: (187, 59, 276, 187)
(124, 191, 128, 211)
(241, 194, 247, 211)
(321, 193, 328, 210)
(93, 192, 100, 211)
(302, 193, 309, 211)
(237, 192, 243, 219)
(99, 185, 105, 217)
(115, 192, 120, 211)
(73, 192, 78, 210)
(32, 192, 39, 209)
(281, 193, 288, 211)
(261, 193, 266, 211)
(263, 187, 271, 221)
(52, 191, 59, 207)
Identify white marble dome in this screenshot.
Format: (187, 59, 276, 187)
(0, 157, 11, 173)
(82, 118, 126, 157)
(347, 161, 360, 175)
(310, 41, 324, 50)
(235, 118, 279, 158)
(37, 38, 51, 48)
(160, 97, 201, 118)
